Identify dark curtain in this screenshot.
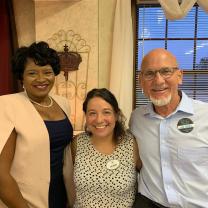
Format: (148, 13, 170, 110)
(0, 0, 18, 95)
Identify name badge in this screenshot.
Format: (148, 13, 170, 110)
(177, 118, 194, 133)
(106, 159, 120, 170)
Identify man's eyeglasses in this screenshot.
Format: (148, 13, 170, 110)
(141, 67, 179, 81)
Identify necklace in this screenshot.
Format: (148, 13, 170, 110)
(29, 96, 53, 108)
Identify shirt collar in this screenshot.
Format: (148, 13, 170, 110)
(142, 91, 194, 117)
(176, 91, 194, 115)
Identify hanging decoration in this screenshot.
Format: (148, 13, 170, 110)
(58, 44, 82, 81)
(158, 0, 208, 20)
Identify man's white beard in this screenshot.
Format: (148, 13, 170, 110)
(150, 94, 172, 107)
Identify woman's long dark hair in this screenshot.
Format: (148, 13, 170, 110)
(83, 88, 126, 143)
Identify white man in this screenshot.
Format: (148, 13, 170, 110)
(130, 48, 208, 208)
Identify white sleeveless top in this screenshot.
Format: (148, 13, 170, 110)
(74, 132, 137, 208)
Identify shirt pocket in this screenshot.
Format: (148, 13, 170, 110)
(178, 147, 208, 181)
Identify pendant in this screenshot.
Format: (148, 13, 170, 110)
(106, 159, 120, 170)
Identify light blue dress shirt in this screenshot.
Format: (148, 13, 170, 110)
(129, 91, 208, 208)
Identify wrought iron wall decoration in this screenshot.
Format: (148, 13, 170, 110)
(47, 30, 91, 131)
(58, 44, 82, 81)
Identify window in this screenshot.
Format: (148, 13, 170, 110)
(135, 4, 208, 107)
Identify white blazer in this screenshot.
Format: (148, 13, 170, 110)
(0, 92, 73, 208)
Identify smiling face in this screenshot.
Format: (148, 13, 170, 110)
(85, 97, 117, 140)
(22, 58, 55, 101)
(140, 48, 183, 111)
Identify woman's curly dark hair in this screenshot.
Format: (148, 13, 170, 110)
(12, 41, 60, 80)
(83, 88, 126, 143)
